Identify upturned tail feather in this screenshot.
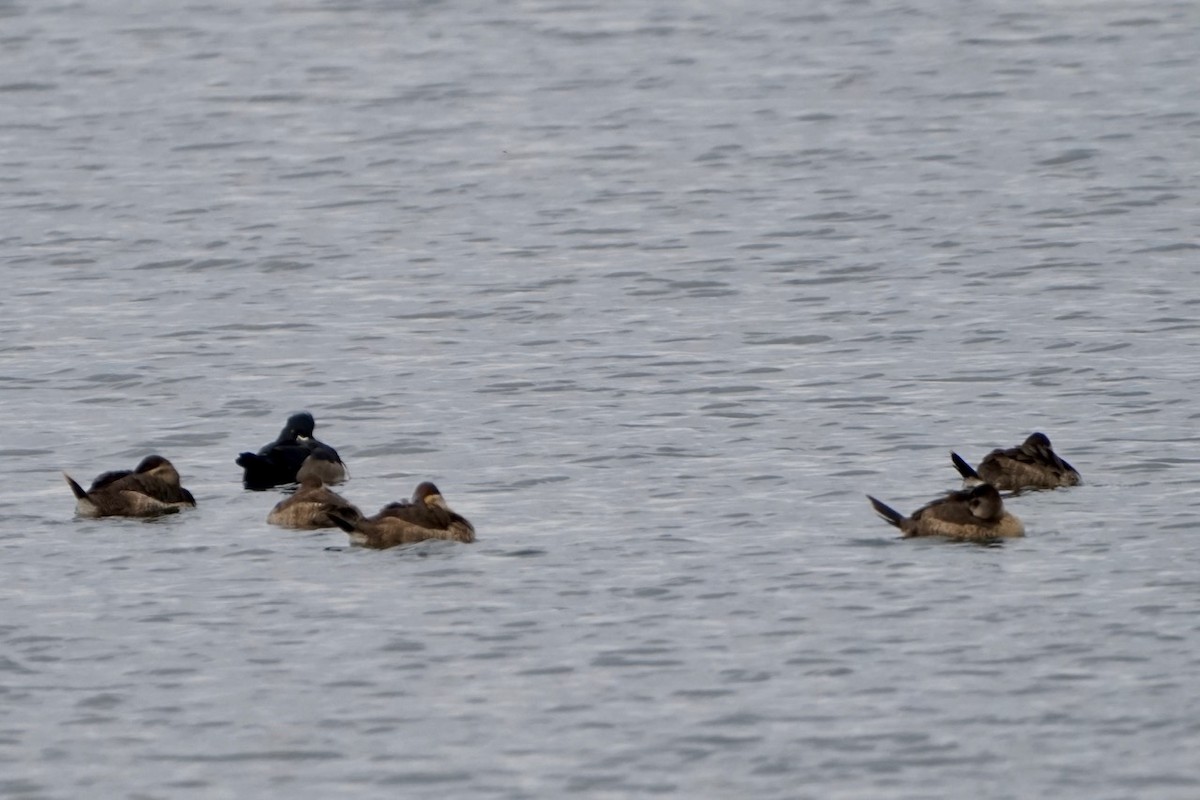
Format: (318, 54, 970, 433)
(950, 451, 981, 480)
(236, 452, 264, 468)
(866, 495, 903, 528)
(64, 473, 88, 500)
(328, 513, 358, 533)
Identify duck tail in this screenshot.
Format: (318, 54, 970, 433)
(63, 472, 88, 500)
(235, 452, 262, 469)
(950, 451, 982, 482)
(328, 513, 359, 534)
(237, 453, 280, 490)
(866, 495, 904, 528)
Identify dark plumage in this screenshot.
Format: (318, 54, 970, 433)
(64, 455, 196, 518)
(867, 483, 1024, 542)
(236, 412, 346, 490)
(330, 481, 475, 548)
(951, 432, 1080, 491)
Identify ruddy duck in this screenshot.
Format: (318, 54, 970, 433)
(951, 432, 1080, 491)
(64, 455, 196, 518)
(330, 481, 475, 548)
(867, 483, 1024, 542)
(266, 460, 362, 530)
(295, 446, 346, 486)
(236, 411, 347, 490)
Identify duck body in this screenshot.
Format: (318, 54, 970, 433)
(331, 482, 475, 548)
(867, 483, 1024, 542)
(236, 412, 346, 490)
(951, 432, 1080, 491)
(267, 479, 362, 530)
(295, 446, 347, 486)
(65, 455, 196, 518)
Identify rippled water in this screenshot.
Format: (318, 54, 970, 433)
(3, 1, 1200, 798)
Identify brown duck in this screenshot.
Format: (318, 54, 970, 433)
(867, 483, 1024, 542)
(64, 455, 196, 518)
(951, 432, 1080, 491)
(330, 481, 475, 548)
(267, 456, 362, 529)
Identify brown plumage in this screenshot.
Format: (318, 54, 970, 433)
(267, 467, 362, 530)
(64, 455, 196, 518)
(867, 483, 1024, 542)
(330, 481, 475, 548)
(951, 432, 1080, 491)
(295, 448, 348, 487)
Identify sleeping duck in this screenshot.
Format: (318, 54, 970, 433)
(267, 455, 362, 530)
(867, 483, 1024, 542)
(330, 481, 474, 548)
(951, 432, 1080, 491)
(64, 455, 196, 518)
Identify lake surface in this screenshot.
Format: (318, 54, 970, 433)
(2, 1, 1200, 798)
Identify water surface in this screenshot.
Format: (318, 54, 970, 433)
(2, 2, 1200, 798)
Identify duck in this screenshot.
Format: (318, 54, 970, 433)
(951, 432, 1080, 491)
(236, 411, 347, 490)
(266, 457, 362, 529)
(330, 481, 475, 548)
(867, 483, 1024, 542)
(295, 446, 346, 486)
(64, 455, 196, 518)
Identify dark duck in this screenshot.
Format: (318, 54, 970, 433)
(236, 411, 346, 490)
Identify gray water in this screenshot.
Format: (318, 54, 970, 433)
(2, 1, 1200, 798)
